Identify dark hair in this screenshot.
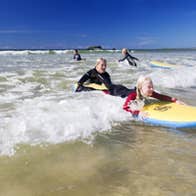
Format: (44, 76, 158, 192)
(74, 49, 78, 53)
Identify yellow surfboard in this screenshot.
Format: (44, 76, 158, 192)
(150, 61, 176, 69)
(83, 83, 108, 90)
(141, 102, 196, 128)
(74, 83, 108, 91)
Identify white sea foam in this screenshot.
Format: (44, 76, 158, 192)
(0, 50, 70, 55)
(148, 64, 196, 88)
(0, 93, 129, 156)
(0, 50, 196, 156)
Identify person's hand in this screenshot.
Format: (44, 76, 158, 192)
(175, 100, 186, 105)
(75, 84, 83, 92)
(138, 111, 149, 120)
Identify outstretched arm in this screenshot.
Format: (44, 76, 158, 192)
(118, 55, 128, 62)
(152, 91, 177, 102)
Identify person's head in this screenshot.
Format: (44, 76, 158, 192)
(136, 76, 154, 99)
(74, 49, 79, 54)
(95, 58, 107, 74)
(122, 48, 128, 56)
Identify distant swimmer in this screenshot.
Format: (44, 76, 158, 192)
(73, 49, 82, 61)
(118, 48, 139, 67)
(75, 58, 133, 98)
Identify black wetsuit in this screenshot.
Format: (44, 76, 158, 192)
(73, 54, 82, 61)
(76, 68, 133, 98)
(119, 53, 138, 66)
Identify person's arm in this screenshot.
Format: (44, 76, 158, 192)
(102, 73, 112, 89)
(123, 92, 140, 115)
(129, 54, 139, 61)
(76, 69, 92, 91)
(152, 91, 177, 102)
(78, 54, 82, 60)
(95, 72, 113, 90)
(119, 54, 128, 62)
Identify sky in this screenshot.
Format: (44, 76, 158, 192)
(0, 0, 196, 49)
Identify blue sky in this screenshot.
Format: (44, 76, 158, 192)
(0, 0, 196, 49)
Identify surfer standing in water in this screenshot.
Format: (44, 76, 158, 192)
(119, 48, 139, 67)
(123, 75, 185, 117)
(76, 58, 133, 97)
(73, 49, 82, 61)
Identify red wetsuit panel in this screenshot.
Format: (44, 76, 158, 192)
(152, 91, 177, 102)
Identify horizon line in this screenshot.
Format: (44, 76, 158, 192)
(0, 47, 196, 51)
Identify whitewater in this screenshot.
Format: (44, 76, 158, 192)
(0, 49, 196, 156)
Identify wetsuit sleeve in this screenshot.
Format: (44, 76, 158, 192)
(119, 54, 128, 62)
(77, 69, 93, 85)
(96, 72, 113, 90)
(103, 73, 113, 89)
(78, 54, 82, 60)
(123, 92, 140, 115)
(129, 54, 139, 61)
(152, 91, 177, 102)
(75, 70, 93, 92)
(119, 54, 139, 62)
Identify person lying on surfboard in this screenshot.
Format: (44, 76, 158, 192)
(123, 75, 185, 117)
(75, 58, 133, 97)
(118, 48, 139, 67)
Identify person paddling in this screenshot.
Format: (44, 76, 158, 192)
(76, 58, 133, 98)
(119, 48, 139, 67)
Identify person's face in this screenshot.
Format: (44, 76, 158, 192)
(140, 81, 154, 97)
(96, 60, 107, 74)
(122, 49, 127, 56)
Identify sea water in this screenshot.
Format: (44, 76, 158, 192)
(0, 49, 196, 195)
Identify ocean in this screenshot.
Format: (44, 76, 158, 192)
(0, 49, 196, 195)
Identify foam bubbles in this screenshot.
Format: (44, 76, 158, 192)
(0, 93, 130, 156)
(0, 50, 196, 156)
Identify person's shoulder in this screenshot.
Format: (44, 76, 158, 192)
(152, 91, 159, 96)
(87, 68, 96, 74)
(127, 53, 132, 57)
(104, 71, 110, 76)
(127, 90, 137, 99)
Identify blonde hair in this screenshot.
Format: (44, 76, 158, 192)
(122, 48, 128, 54)
(136, 75, 153, 100)
(95, 58, 107, 67)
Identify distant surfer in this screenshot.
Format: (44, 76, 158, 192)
(123, 76, 185, 118)
(73, 49, 82, 61)
(75, 58, 133, 98)
(118, 48, 139, 67)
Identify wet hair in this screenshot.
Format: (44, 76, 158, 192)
(136, 75, 153, 100)
(74, 49, 78, 53)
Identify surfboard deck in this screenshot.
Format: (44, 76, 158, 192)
(83, 83, 108, 90)
(150, 61, 176, 69)
(73, 83, 108, 91)
(141, 102, 196, 128)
